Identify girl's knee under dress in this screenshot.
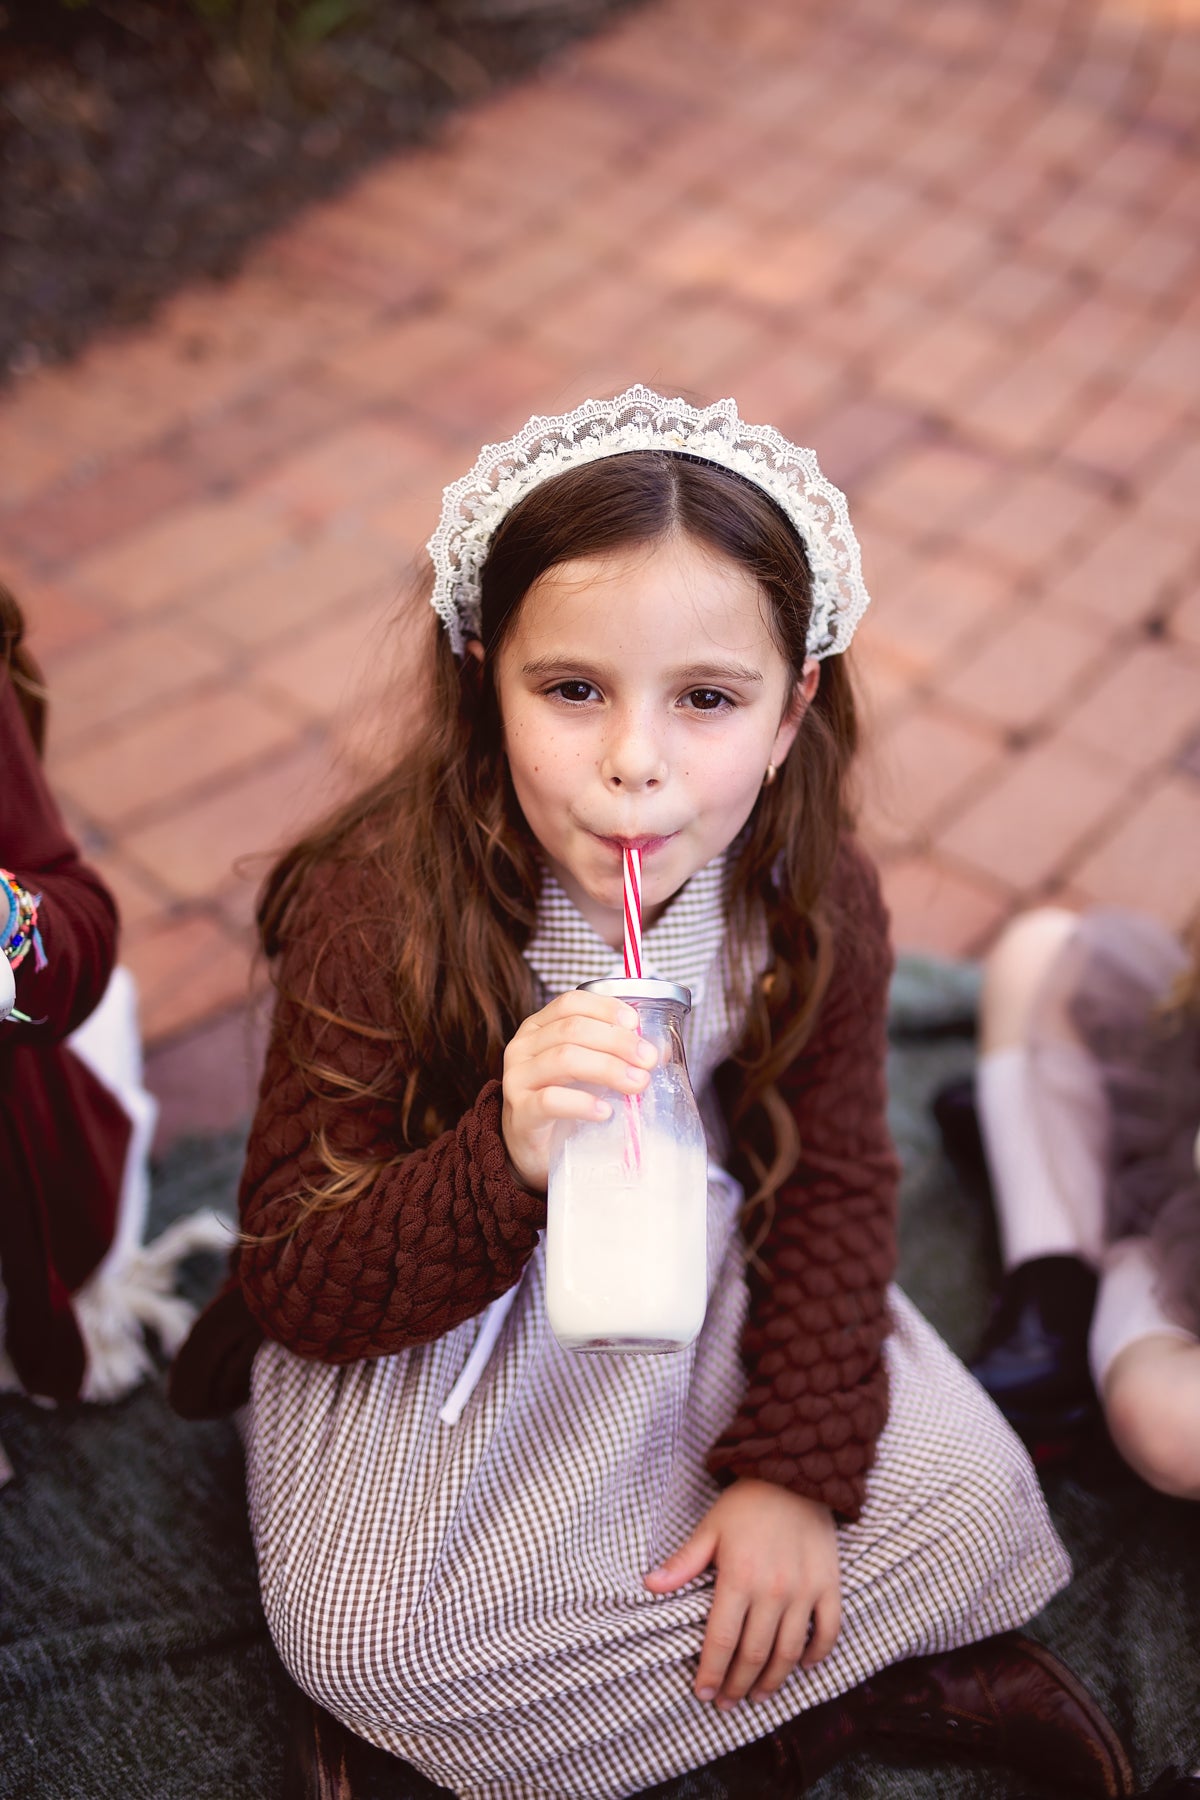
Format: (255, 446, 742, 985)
(248, 1283, 1066, 1799)
(245, 859, 1070, 1800)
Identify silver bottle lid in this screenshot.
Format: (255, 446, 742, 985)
(578, 976, 692, 1012)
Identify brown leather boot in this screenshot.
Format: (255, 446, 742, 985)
(860, 1632, 1135, 1797)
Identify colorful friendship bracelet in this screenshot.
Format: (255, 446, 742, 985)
(1, 868, 47, 974)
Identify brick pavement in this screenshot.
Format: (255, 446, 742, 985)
(2, 0, 1198, 1145)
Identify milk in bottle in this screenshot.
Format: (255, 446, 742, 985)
(546, 978, 707, 1353)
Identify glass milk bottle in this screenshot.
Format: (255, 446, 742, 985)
(546, 978, 708, 1354)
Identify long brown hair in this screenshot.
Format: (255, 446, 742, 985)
(260, 451, 859, 1229)
(1, 583, 48, 756)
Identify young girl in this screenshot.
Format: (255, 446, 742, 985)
(171, 388, 1134, 1798)
(963, 902, 1200, 1499)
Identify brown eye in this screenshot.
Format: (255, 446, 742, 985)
(687, 688, 730, 711)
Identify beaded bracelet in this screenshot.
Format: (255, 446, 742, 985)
(1, 868, 47, 973)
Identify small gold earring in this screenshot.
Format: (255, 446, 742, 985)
(762, 764, 777, 788)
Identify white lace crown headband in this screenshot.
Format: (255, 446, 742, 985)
(426, 384, 871, 659)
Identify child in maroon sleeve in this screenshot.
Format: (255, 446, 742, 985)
(0, 586, 227, 1417)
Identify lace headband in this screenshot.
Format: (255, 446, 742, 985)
(426, 384, 871, 659)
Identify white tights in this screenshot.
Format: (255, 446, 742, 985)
(976, 913, 1196, 1395)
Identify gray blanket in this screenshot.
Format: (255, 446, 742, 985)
(2, 958, 1196, 1798)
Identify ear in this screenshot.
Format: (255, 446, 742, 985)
(464, 637, 485, 666)
(771, 658, 819, 765)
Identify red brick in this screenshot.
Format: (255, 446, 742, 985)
(965, 357, 1095, 457)
(50, 686, 302, 829)
(876, 315, 1008, 417)
(961, 260, 1076, 333)
(717, 227, 846, 311)
(890, 119, 993, 193)
(817, 175, 931, 254)
(456, 235, 600, 325)
(814, 280, 931, 365)
(953, 467, 1107, 578)
(1046, 510, 1194, 629)
(4, 445, 207, 567)
(718, 345, 847, 441)
(626, 296, 768, 393)
(848, 628, 921, 726)
(200, 529, 403, 648)
(0, 414, 83, 508)
(940, 603, 1110, 734)
(1025, 191, 1132, 275)
(1037, 294, 1155, 385)
(1140, 437, 1200, 531)
(72, 495, 288, 616)
(258, 600, 395, 722)
(959, 159, 1055, 227)
(1059, 638, 1200, 774)
(1062, 384, 1183, 485)
(860, 702, 1004, 850)
(884, 212, 1000, 297)
(267, 207, 444, 309)
(1107, 219, 1199, 305)
(529, 271, 663, 366)
(246, 414, 458, 530)
(123, 912, 255, 1045)
(1172, 584, 1200, 653)
(44, 623, 228, 752)
(9, 567, 110, 663)
(800, 397, 926, 495)
(934, 737, 1123, 893)
(87, 848, 173, 936)
(122, 737, 338, 903)
(877, 851, 1011, 958)
(407, 343, 579, 447)
(857, 443, 1002, 541)
(319, 311, 486, 399)
(1071, 774, 1200, 931)
(1128, 319, 1200, 404)
(866, 551, 1015, 675)
(181, 371, 366, 487)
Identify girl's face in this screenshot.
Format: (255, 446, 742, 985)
(491, 532, 816, 948)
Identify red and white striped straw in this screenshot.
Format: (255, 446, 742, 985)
(622, 847, 642, 979)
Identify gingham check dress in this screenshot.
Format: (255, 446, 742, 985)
(246, 855, 1070, 1799)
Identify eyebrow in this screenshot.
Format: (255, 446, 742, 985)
(520, 657, 764, 684)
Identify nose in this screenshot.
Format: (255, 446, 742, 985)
(601, 706, 666, 791)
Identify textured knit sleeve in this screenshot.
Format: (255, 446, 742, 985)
(234, 862, 546, 1364)
(707, 837, 898, 1522)
(1, 677, 118, 1040)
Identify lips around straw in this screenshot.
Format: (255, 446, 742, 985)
(623, 848, 642, 979)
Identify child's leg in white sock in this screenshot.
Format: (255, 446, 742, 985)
(977, 909, 1108, 1271)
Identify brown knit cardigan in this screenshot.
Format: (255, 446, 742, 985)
(170, 837, 898, 1521)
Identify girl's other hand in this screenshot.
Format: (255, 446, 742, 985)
(501, 990, 657, 1192)
(644, 1479, 841, 1709)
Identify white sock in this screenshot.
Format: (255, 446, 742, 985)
(1089, 1236, 1195, 1390)
(976, 1045, 1108, 1270)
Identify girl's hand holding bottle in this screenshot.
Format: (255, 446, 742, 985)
(501, 990, 658, 1192)
(645, 1479, 841, 1709)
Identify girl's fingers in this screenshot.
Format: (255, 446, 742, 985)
(644, 1524, 717, 1594)
(800, 1586, 842, 1668)
(748, 1600, 816, 1700)
(513, 1011, 654, 1074)
(692, 1584, 752, 1703)
(710, 1596, 787, 1708)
